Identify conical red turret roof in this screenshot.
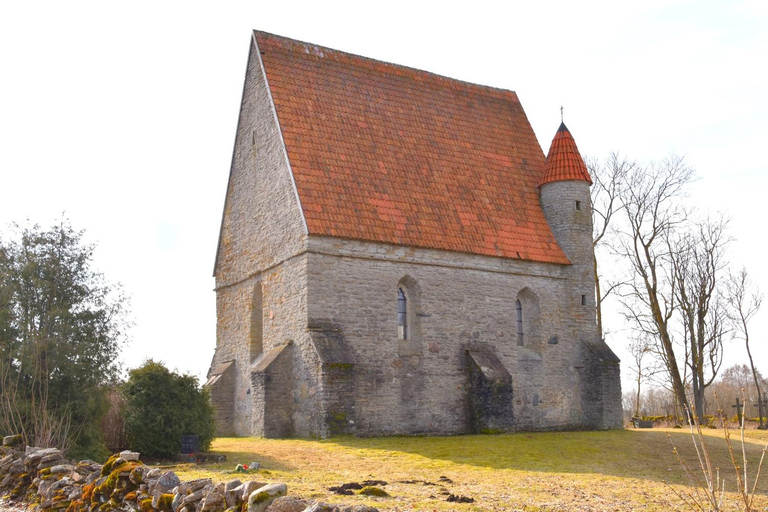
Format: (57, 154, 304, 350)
(540, 122, 592, 186)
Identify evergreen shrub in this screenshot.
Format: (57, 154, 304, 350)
(123, 360, 215, 459)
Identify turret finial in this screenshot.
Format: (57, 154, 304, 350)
(560, 105, 564, 123)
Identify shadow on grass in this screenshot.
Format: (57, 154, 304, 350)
(321, 428, 768, 489)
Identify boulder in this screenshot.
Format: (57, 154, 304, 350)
(50, 464, 76, 475)
(172, 491, 184, 512)
(150, 471, 181, 495)
(264, 496, 307, 512)
(234, 480, 267, 502)
(2, 435, 22, 447)
(248, 483, 287, 512)
(40, 451, 65, 465)
(120, 451, 141, 462)
(224, 479, 241, 491)
(179, 478, 212, 495)
(200, 490, 225, 511)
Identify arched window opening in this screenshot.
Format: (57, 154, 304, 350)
(397, 288, 407, 339)
(516, 300, 524, 346)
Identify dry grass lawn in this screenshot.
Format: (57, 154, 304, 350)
(172, 428, 768, 511)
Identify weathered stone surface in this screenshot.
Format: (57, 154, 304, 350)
(183, 488, 206, 505)
(1, 446, 366, 512)
(50, 464, 75, 475)
(151, 471, 181, 495)
(180, 478, 212, 496)
(2, 435, 22, 447)
(264, 496, 307, 512)
(200, 490, 225, 511)
(206, 34, 623, 440)
(130, 465, 150, 485)
(172, 492, 184, 512)
(248, 483, 287, 512)
(26, 448, 60, 465)
(224, 479, 241, 491)
(233, 481, 267, 502)
(120, 451, 141, 462)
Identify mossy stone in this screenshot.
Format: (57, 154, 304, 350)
(358, 486, 389, 497)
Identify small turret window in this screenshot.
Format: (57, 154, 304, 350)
(516, 300, 524, 346)
(575, 200, 582, 211)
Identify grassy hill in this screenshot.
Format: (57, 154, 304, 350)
(173, 428, 768, 511)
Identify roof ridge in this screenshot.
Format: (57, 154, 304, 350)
(253, 30, 519, 101)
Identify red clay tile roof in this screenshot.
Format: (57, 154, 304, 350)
(541, 122, 592, 186)
(255, 31, 570, 265)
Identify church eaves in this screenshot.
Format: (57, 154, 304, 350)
(255, 31, 570, 265)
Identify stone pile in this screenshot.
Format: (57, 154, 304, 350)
(0, 436, 376, 512)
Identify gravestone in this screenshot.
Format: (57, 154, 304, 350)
(732, 398, 744, 425)
(181, 435, 200, 454)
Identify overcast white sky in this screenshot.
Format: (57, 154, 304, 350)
(1, 0, 766, 396)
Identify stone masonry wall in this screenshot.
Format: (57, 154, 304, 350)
(209, 34, 311, 436)
(540, 180, 622, 428)
(304, 236, 600, 435)
(213, 37, 306, 288)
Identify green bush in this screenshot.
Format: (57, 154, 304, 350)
(123, 360, 215, 459)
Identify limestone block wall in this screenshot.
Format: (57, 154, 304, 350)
(540, 180, 597, 339)
(214, 35, 306, 286)
(210, 33, 312, 437)
(211, 255, 313, 437)
(540, 180, 622, 428)
(205, 361, 235, 436)
(305, 236, 601, 435)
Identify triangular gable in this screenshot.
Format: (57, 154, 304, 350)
(213, 34, 307, 280)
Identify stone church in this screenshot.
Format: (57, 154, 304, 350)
(206, 30, 622, 438)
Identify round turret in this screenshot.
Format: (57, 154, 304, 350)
(539, 122, 593, 267)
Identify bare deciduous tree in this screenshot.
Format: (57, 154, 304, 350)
(727, 268, 765, 428)
(618, 155, 695, 418)
(627, 335, 664, 417)
(673, 218, 731, 421)
(589, 152, 635, 338)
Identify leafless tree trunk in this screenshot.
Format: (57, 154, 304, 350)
(727, 268, 765, 428)
(627, 336, 663, 417)
(672, 219, 730, 420)
(589, 153, 634, 338)
(618, 155, 695, 417)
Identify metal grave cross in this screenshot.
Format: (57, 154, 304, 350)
(732, 397, 745, 425)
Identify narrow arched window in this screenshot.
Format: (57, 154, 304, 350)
(397, 288, 407, 339)
(516, 300, 524, 346)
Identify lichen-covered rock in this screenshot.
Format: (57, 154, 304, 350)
(0, 445, 368, 512)
(264, 496, 307, 512)
(223, 480, 241, 492)
(150, 471, 180, 495)
(171, 491, 184, 512)
(179, 478, 212, 496)
(358, 486, 388, 498)
(248, 484, 287, 512)
(2, 435, 22, 447)
(200, 490, 225, 512)
(50, 464, 75, 475)
(233, 481, 267, 503)
(152, 492, 175, 510)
